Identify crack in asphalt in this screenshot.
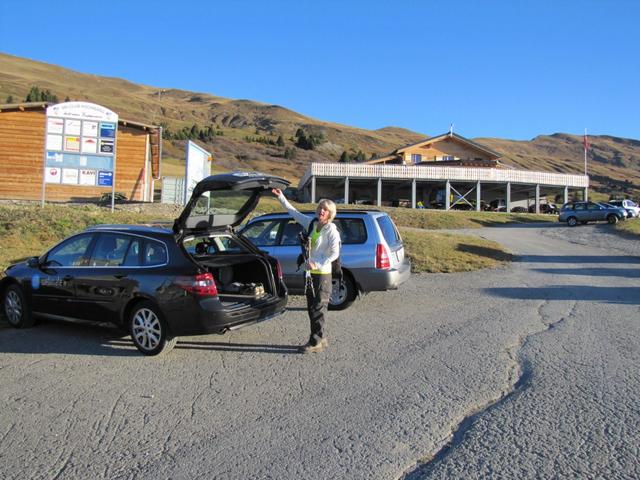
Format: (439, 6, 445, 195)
(398, 300, 577, 480)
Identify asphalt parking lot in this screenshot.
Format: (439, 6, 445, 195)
(1, 223, 639, 479)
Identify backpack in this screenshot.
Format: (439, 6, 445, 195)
(296, 219, 343, 281)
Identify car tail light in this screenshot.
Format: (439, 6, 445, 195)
(275, 260, 283, 280)
(376, 244, 390, 270)
(175, 272, 218, 297)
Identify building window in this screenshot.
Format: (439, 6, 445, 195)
(443, 155, 454, 161)
(411, 154, 422, 163)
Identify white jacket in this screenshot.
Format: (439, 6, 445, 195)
(277, 193, 340, 274)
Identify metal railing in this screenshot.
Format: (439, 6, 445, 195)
(298, 163, 588, 188)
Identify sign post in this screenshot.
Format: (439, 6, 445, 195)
(42, 102, 118, 211)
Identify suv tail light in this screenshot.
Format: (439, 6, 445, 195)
(376, 244, 390, 270)
(275, 260, 283, 280)
(175, 272, 218, 297)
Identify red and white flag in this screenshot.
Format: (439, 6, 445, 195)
(583, 131, 589, 152)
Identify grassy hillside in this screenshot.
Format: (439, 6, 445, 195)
(1, 53, 638, 197)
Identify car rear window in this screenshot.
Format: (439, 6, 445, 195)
(143, 240, 167, 266)
(376, 215, 401, 248)
(334, 218, 367, 245)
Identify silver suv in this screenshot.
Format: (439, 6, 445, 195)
(241, 210, 411, 310)
(559, 201, 627, 226)
(608, 199, 639, 218)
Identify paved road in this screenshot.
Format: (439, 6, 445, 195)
(0, 223, 638, 479)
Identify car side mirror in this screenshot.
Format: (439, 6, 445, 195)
(27, 256, 40, 268)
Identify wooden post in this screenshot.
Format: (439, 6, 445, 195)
(377, 178, 382, 207)
(311, 176, 316, 204)
(476, 181, 481, 211)
(535, 184, 540, 214)
(506, 182, 511, 212)
(344, 177, 350, 205)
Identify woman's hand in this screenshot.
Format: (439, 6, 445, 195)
(272, 188, 282, 196)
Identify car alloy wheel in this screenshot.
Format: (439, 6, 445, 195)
(3, 285, 33, 328)
(607, 215, 618, 225)
(329, 275, 356, 311)
(129, 301, 176, 356)
(567, 217, 578, 227)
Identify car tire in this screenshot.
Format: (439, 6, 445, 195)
(329, 274, 356, 311)
(567, 216, 578, 227)
(128, 300, 177, 356)
(3, 284, 34, 328)
(607, 215, 619, 225)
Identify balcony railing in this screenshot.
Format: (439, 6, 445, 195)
(298, 163, 588, 188)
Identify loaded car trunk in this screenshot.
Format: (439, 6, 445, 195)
(193, 254, 276, 302)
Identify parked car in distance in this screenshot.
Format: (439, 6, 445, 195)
(489, 199, 507, 212)
(1, 172, 290, 356)
(608, 199, 640, 218)
(510, 206, 528, 213)
(559, 201, 627, 226)
(528, 203, 558, 214)
(241, 210, 411, 310)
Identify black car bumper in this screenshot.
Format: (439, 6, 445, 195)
(165, 293, 288, 336)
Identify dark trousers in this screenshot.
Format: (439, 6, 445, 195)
(305, 273, 332, 346)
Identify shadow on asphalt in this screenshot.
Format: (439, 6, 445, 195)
(0, 318, 302, 356)
(485, 285, 640, 305)
(0, 318, 139, 356)
(533, 267, 640, 278)
(517, 255, 640, 264)
(475, 221, 560, 229)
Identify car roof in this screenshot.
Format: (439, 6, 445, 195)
(85, 224, 173, 235)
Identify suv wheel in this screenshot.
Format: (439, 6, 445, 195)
(129, 301, 177, 356)
(3, 284, 34, 328)
(607, 215, 619, 225)
(329, 275, 356, 311)
(567, 216, 578, 227)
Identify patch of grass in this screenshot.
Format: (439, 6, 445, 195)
(400, 228, 513, 273)
(254, 198, 553, 229)
(0, 205, 158, 270)
(615, 219, 640, 236)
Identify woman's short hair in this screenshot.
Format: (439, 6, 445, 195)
(317, 198, 337, 222)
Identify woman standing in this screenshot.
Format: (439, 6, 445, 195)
(272, 188, 340, 353)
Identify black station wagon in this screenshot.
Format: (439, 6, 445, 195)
(0, 173, 290, 355)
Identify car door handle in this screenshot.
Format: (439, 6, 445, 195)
(114, 274, 128, 279)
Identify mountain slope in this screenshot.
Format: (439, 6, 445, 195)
(1, 52, 638, 197)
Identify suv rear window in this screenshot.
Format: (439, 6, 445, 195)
(376, 215, 401, 248)
(334, 218, 367, 245)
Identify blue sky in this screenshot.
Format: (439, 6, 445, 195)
(1, 0, 638, 140)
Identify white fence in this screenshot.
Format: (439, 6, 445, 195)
(160, 176, 185, 205)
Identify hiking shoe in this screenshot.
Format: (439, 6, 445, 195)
(300, 339, 326, 354)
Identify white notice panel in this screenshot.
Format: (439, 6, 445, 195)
(82, 121, 98, 137)
(46, 134, 63, 151)
(184, 141, 212, 204)
(47, 118, 64, 134)
(62, 168, 79, 185)
(45, 167, 61, 183)
(81, 137, 98, 154)
(79, 169, 96, 185)
(65, 119, 81, 135)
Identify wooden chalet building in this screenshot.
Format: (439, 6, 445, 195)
(298, 131, 589, 212)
